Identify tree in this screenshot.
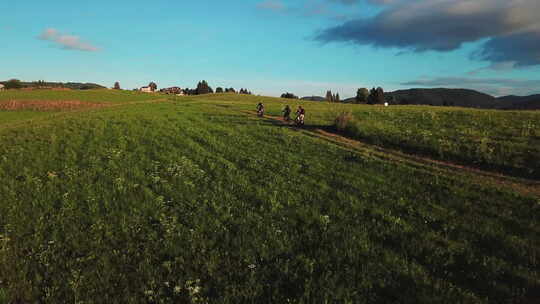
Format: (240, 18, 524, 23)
(326, 90, 333, 102)
(148, 82, 157, 92)
(375, 87, 385, 104)
(335, 93, 340, 103)
(356, 88, 369, 103)
(33, 80, 47, 88)
(196, 80, 213, 95)
(113, 82, 121, 90)
(216, 87, 224, 93)
(367, 88, 377, 104)
(4, 79, 23, 90)
(281, 92, 298, 99)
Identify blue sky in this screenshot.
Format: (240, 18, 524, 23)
(1, 0, 539, 97)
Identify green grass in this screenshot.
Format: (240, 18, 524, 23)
(0, 111, 54, 126)
(337, 106, 540, 179)
(0, 89, 165, 104)
(176, 94, 540, 178)
(0, 92, 538, 303)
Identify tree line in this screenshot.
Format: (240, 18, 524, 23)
(0, 79, 104, 90)
(355, 87, 385, 104)
(130, 80, 253, 96)
(280, 87, 387, 104)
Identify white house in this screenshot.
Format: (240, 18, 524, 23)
(140, 86, 153, 93)
(0, 84, 5, 91)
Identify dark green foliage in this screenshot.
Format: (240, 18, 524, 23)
(326, 90, 333, 102)
(367, 87, 385, 104)
(4, 79, 23, 89)
(196, 80, 213, 95)
(356, 88, 370, 103)
(148, 82, 158, 92)
(335, 93, 340, 103)
(281, 92, 298, 99)
(375, 87, 385, 104)
(113, 82, 121, 90)
(216, 87, 224, 93)
(225, 88, 236, 93)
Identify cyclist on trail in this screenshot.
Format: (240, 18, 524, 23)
(295, 106, 305, 126)
(256, 103, 265, 117)
(283, 105, 291, 121)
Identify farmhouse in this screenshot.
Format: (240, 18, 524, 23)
(0, 84, 5, 91)
(140, 86, 153, 93)
(160, 87, 183, 95)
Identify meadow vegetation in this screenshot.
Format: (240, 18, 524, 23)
(0, 89, 165, 105)
(336, 107, 540, 179)
(0, 91, 538, 303)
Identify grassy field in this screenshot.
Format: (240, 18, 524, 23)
(0, 91, 539, 303)
(0, 89, 165, 105)
(195, 94, 540, 179)
(336, 106, 540, 179)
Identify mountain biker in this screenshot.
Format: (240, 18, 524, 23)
(295, 106, 305, 126)
(256, 103, 265, 117)
(283, 105, 291, 121)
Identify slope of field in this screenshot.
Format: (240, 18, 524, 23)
(0, 92, 539, 303)
(0, 89, 165, 105)
(198, 94, 540, 178)
(335, 106, 540, 179)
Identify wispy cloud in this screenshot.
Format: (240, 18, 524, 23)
(257, 0, 286, 12)
(39, 28, 100, 52)
(257, 0, 353, 20)
(468, 61, 517, 76)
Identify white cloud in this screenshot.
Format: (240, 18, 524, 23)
(468, 61, 517, 75)
(39, 28, 100, 52)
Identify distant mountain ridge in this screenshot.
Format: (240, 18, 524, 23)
(388, 88, 497, 108)
(303, 89, 539, 110)
(496, 94, 540, 110)
(301, 96, 326, 102)
(0, 80, 106, 90)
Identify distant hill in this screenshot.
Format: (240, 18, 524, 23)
(387, 88, 497, 108)
(307, 89, 540, 110)
(0, 80, 106, 90)
(342, 97, 356, 103)
(301, 96, 326, 102)
(495, 94, 540, 110)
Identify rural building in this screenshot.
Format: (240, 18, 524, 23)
(140, 86, 153, 93)
(160, 87, 183, 95)
(0, 84, 4, 91)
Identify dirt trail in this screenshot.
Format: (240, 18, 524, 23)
(245, 110, 540, 198)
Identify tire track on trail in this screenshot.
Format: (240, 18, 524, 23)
(243, 110, 540, 198)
